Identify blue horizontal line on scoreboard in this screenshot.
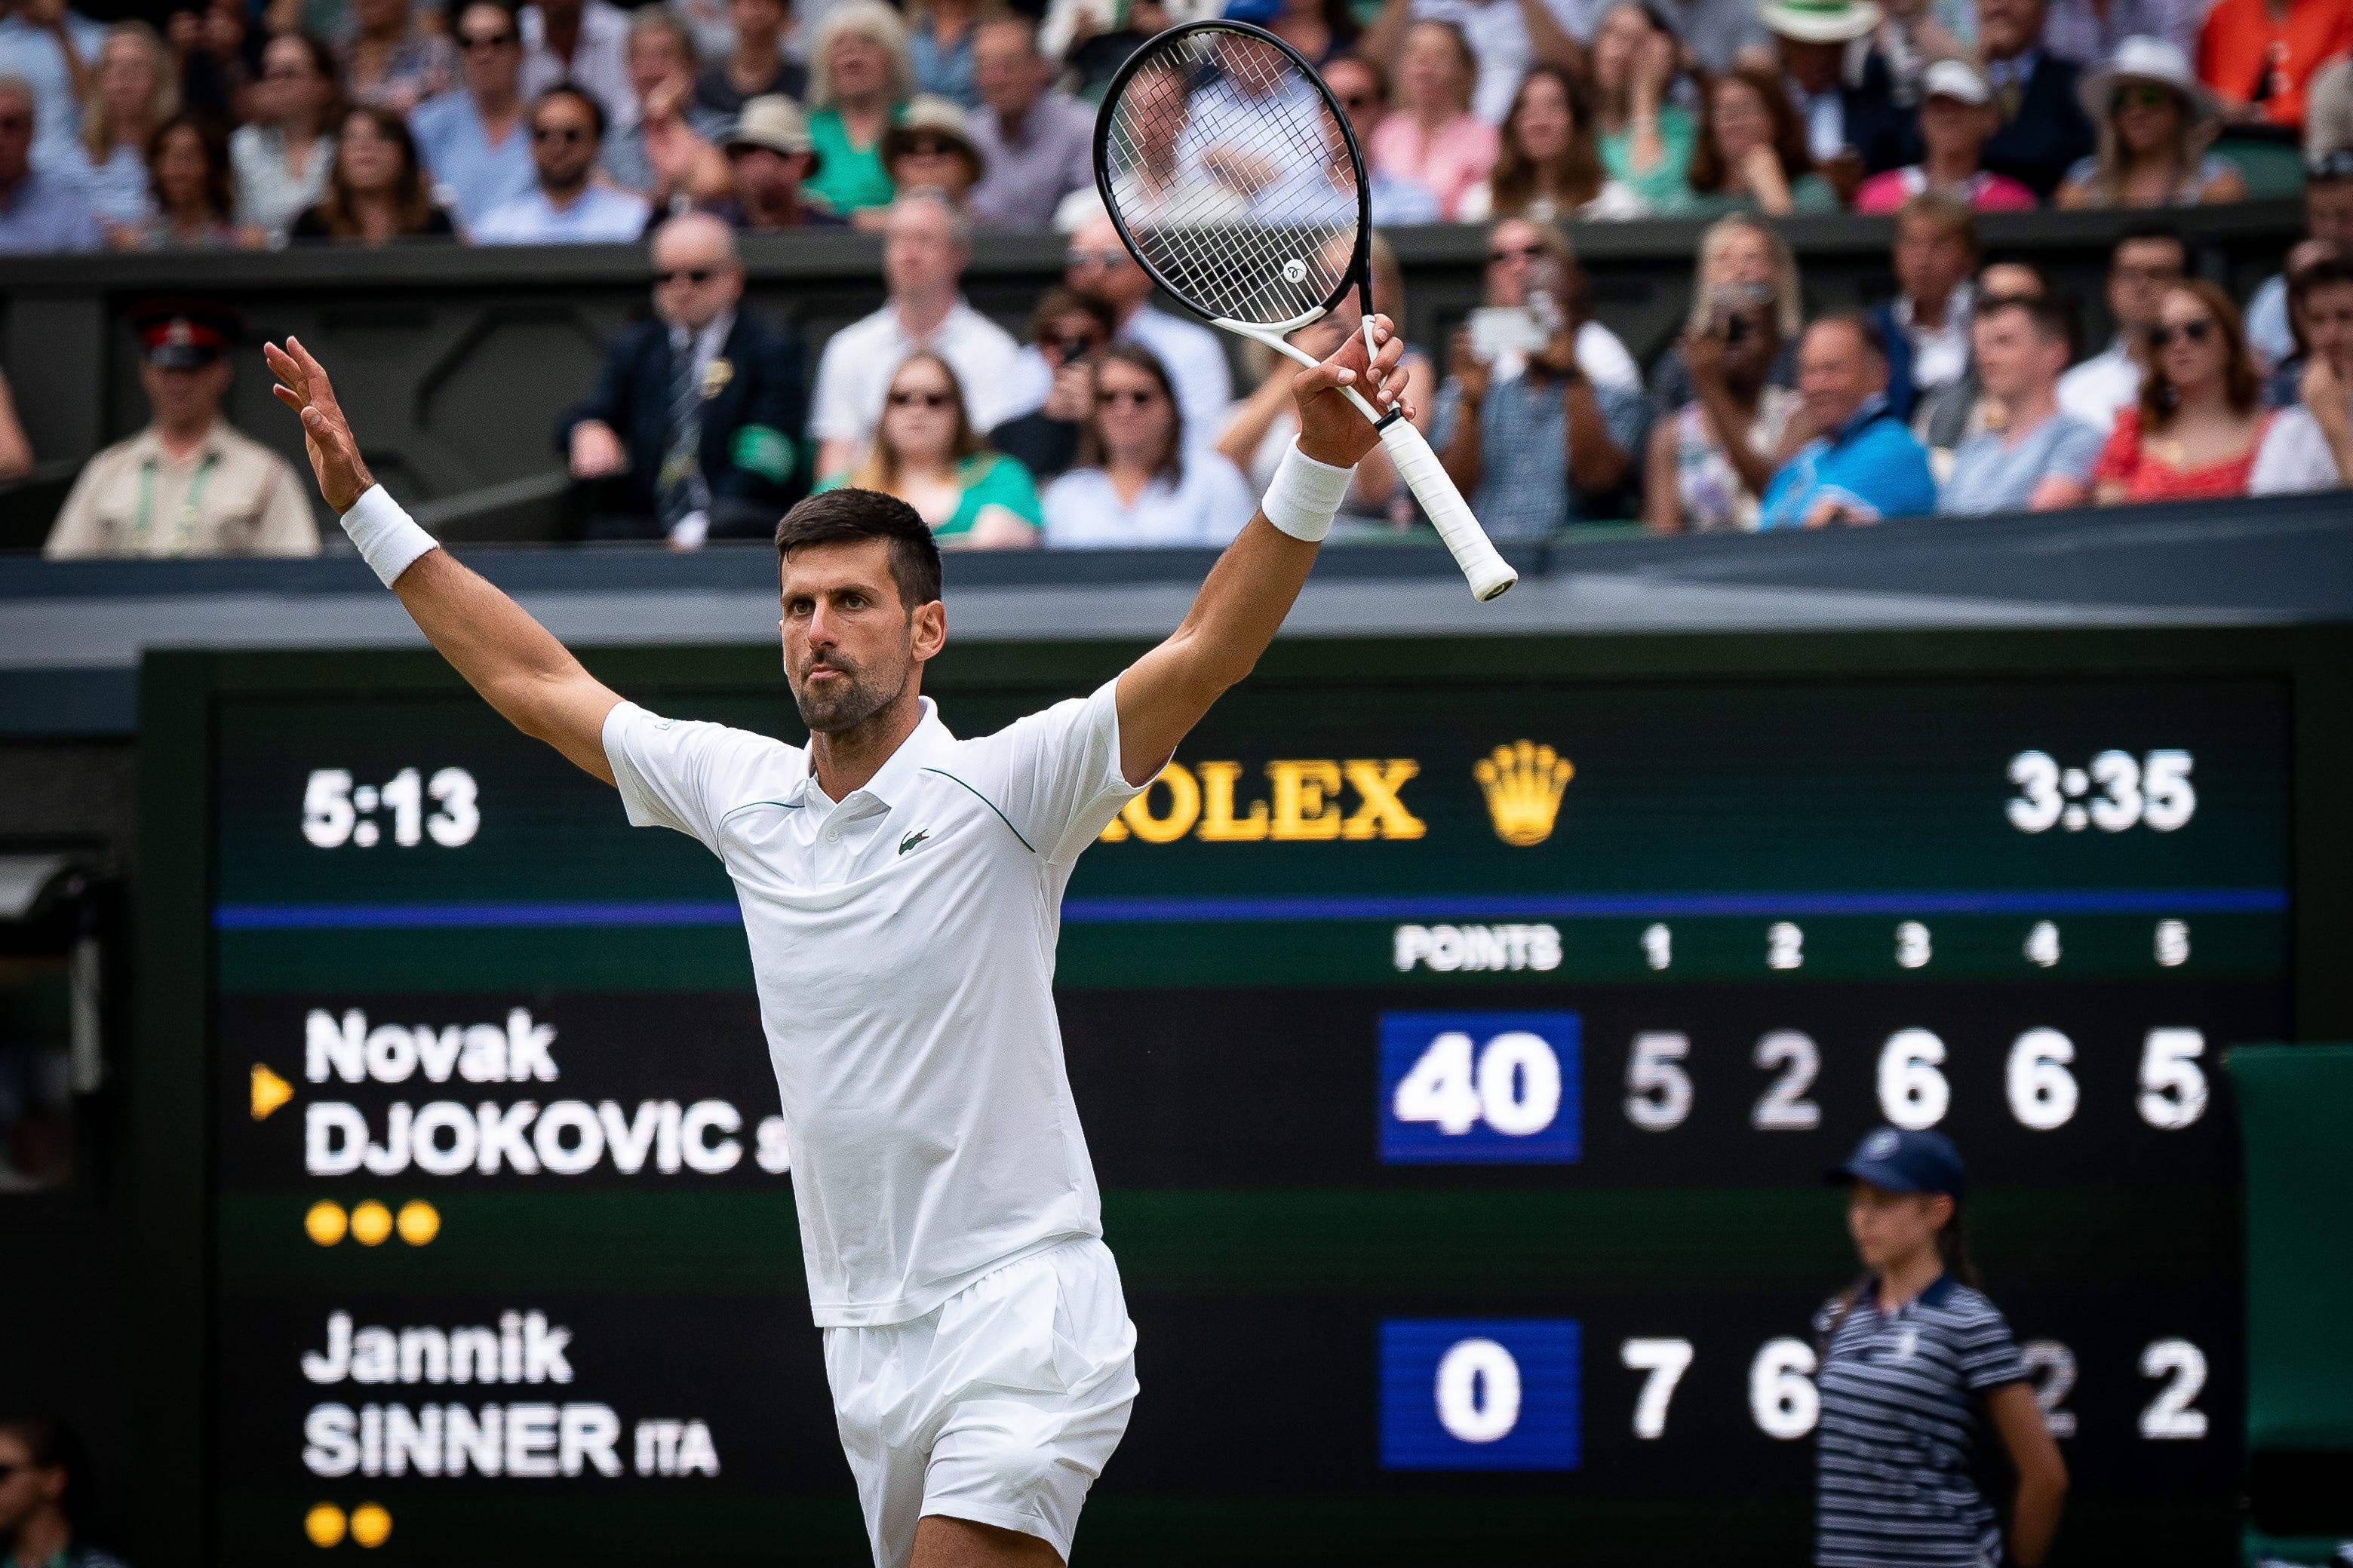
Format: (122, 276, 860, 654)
(213, 886, 2287, 931)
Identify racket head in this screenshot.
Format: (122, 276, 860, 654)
(1092, 20, 1372, 336)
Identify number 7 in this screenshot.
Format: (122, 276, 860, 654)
(1621, 1337, 1694, 1439)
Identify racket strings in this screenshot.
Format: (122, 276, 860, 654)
(1101, 26, 1362, 327)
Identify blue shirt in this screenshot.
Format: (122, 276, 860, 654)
(1430, 370, 1650, 539)
(409, 91, 536, 230)
(909, 26, 979, 109)
(0, 167, 103, 253)
(1939, 410, 2103, 515)
(473, 183, 651, 244)
(1760, 397, 1937, 529)
(0, 8, 106, 176)
(55, 140, 150, 228)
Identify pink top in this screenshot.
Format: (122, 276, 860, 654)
(1368, 112, 1498, 222)
(1853, 167, 2040, 214)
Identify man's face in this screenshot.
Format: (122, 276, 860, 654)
(531, 94, 599, 188)
(974, 21, 1043, 118)
(1323, 58, 1383, 143)
(1894, 216, 1974, 308)
(2108, 238, 2186, 331)
(2306, 281, 2353, 378)
(0, 1437, 62, 1533)
(778, 539, 938, 735)
(728, 0, 785, 42)
(652, 225, 742, 330)
(884, 199, 963, 296)
(0, 90, 31, 187)
(2308, 180, 2353, 250)
(456, 4, 521, 96)
(1067, 216, 1150, 315)
(1797, 321, 1885, 431)
(140, 358, 231, 427)
(1971, 305, 2059, 400)
(730, 143, 806, 203)
(1977, 0, 2044, 60)
(1778, 35, 1838, 90)
(627, 29, 690, 103)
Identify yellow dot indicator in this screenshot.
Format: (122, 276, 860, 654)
(349, 1504, 392, 1548)
(395, 1199, 441, 1246)
(349, 1200, 393, 1246)
(304, 1502, 347, 1546)
(305, 1201, 349, 1247)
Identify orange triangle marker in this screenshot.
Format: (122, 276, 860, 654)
(250, 1063, 294, 1121)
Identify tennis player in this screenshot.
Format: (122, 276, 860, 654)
(265, 321, 1411, 1568)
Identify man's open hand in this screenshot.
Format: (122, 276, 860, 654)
(266, 337, 374, 514)
(1292, 313, 1411, 469)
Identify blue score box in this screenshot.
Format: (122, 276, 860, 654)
(1379, 1318, 1583, 1471)
(1378, 1011, 1583, 1163)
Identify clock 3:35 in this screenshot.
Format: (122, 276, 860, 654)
(301, 767, 481, 848)
(2005, 750, 2195, 835)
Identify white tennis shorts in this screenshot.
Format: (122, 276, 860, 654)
(823, 1238, 1139, 1568)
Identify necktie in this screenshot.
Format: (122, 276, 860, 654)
(656, 335, 710, 531)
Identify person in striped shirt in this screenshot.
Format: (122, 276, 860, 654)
(1814, 1128, 2069, 1568)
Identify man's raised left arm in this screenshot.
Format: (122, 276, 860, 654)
(1113, 318, 1411, 785)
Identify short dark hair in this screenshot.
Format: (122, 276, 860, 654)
(1978, 290, 2075, 354)
(774, 489, 943, 610)
(2290, 249, 2353, 302)
(533, 82, 606, 142)
(1810, 310, 1888, 364)
(0, 1416, 95, 1528)
(2114, 221, 2186, 265)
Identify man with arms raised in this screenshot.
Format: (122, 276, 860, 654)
(265, 311, 1410, 1568)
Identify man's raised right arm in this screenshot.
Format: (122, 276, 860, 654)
(268, 338, 624, 784)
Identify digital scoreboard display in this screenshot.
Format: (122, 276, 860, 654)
(140, 631, 2339, 1566)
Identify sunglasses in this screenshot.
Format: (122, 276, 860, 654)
(1065, 249, 1129, 271)
(1338, 90, 1378, 109)
(1096, 387, 1160, 407)
(459, 31, 517, 48)
(533, 124, 588, 144)
(654, 268, 715, 285)
(2111, 83, 2174, 112)
(1487, 243, 1546, 265)
(0, 114, 31, 132)
(888, 389, 954, 409)
(901, 137, 957, 157)
(2149, 318, 2214, 348)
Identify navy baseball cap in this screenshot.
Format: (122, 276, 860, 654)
(1223, 0, 1282, 21)
(1828, 1126, 1966, 1201)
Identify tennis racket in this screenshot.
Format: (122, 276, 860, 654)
(1092, 20, 1517, 601)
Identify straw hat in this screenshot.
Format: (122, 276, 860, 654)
(1757, 0, 1883, 44)
(2078, 35, 2220, 130)
(881, 96, 987, 186)
(723, 94, 822, 176)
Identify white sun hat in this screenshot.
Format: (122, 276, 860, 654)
(2078, 35, 2221, 131)
(1757, 0, 1884, 43)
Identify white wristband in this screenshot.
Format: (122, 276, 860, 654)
(340, 483, 439, 588)
(1261, 437, 1354, 543)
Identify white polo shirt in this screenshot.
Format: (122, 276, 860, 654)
(603, 684, 1143, 1327)
(809, 299, 1026, 451)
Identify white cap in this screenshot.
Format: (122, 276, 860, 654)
(1922, 57, 1992, 105)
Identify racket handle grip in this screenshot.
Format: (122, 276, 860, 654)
(1378, 418, 1517, 602)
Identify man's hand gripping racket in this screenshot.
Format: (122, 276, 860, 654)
(1092, 20, 1517, 600)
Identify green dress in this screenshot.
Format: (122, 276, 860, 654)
(804, 103, 908, 217)
(1599, 106, 1696, 216)
(817, 453, 1043, 540)
(1673, 173, 1840, 218)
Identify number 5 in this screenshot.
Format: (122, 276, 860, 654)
(2137, 1029, 2207, 1129)
(302, 769, 355, 848)
(1621, 1338, 1694, 1439)
(1625, 1032, 1691, 1131)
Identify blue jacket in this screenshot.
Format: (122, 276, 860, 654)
(1759, 397, 1937, 529)
(1866, 301, 1918, 425)
(558, 308, 809, 537)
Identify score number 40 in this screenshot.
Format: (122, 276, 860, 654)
(303, 768, 481, 849)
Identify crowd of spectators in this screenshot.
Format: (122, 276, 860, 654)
(3, 0, 2348, 554)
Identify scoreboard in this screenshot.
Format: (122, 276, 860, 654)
(134, 628, 2348, 1566)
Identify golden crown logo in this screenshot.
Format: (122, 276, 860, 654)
(1475, 741, 1573, 846)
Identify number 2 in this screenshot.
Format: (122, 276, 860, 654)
(2139, 1339, 2208, 1439)
(2020, 1339, 2078, 1438)
(1751, 1031, 1820, 1130)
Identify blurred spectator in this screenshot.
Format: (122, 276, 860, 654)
(1434, 222, 1645, 537)
(0, 0, 103, 180)
(1854, 59, 2039, 211)
(410, 0, 536, 231)
(691, 0, 804, 119)
(561, 212, 808, 544)
(2198, 0, 2349, 131)
(1220, 233, 1437, 526)
(2256, 240, 2337, 400)
(1648, 213, 1802, 422)
(166, 0, 253, 127)
(1485, 216, 1642, 386)
(1871, 0, 1974, 107)
(989, 287, 1116, 486)
(1055, 0, 1172, 103)
(1359, 0, 1585, 128)
(1322, 53, 1442, 222)
(0, 369, 32, 477)
(520, 0, 632, 127)
(1249, 0, 1361, 67)
(705, 94, 845, 227)
(2310, 59, 2352, 161)
(1977, 0, 2096, 198)
(1369, 20, 1497, 219)
(2057, 36, 2244, 206)
(475, 82, 650, 240)
(1590, 2, 1694, 213)
(1461, 62, 1640, 219)
(0, 74, 100, 250)
(1869, 190, 1978, 423)
(809, 189, 1022, 476)
(232, 33, 339, 241)
(2092, 279, 2269, 500)
(64, 23, 174, 241)
(2043, 0, 2197, 67)
(1762, 0, 1906, 188)
(1940, 293, 2103, 510)
(966, 17, 1092, 229)
(1654, 0, 1773, 72)
(601, 11, 730, 207)
(1682, 65, 1836, 214)
(861, 93, 981, 228)
(1025, 209, 1236, 445)
(1643, 278, 1797, 531)
(2247, 152, 2353, 369)
(46, 299, 318, 558)
(340, 0, 455, 112)
(803, 0, 914, 220)
(824, 350, 1041, 545)
(1043, 343, 1255, 547)
(126, 111, 259, 248)
(907, 0, 984, 110)
(292, 103, 458, 239)
(1913, 256, 2044, 450)
(0, 1417, 125, 1568)
(2252, 251, 2353, 492)
(2058, 221, 2184, 429)
(1065, 51, 1243, 229)
(1759, 314, 1937, 526)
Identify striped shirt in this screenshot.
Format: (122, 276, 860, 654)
(1814, 1272, 2027, 1568)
